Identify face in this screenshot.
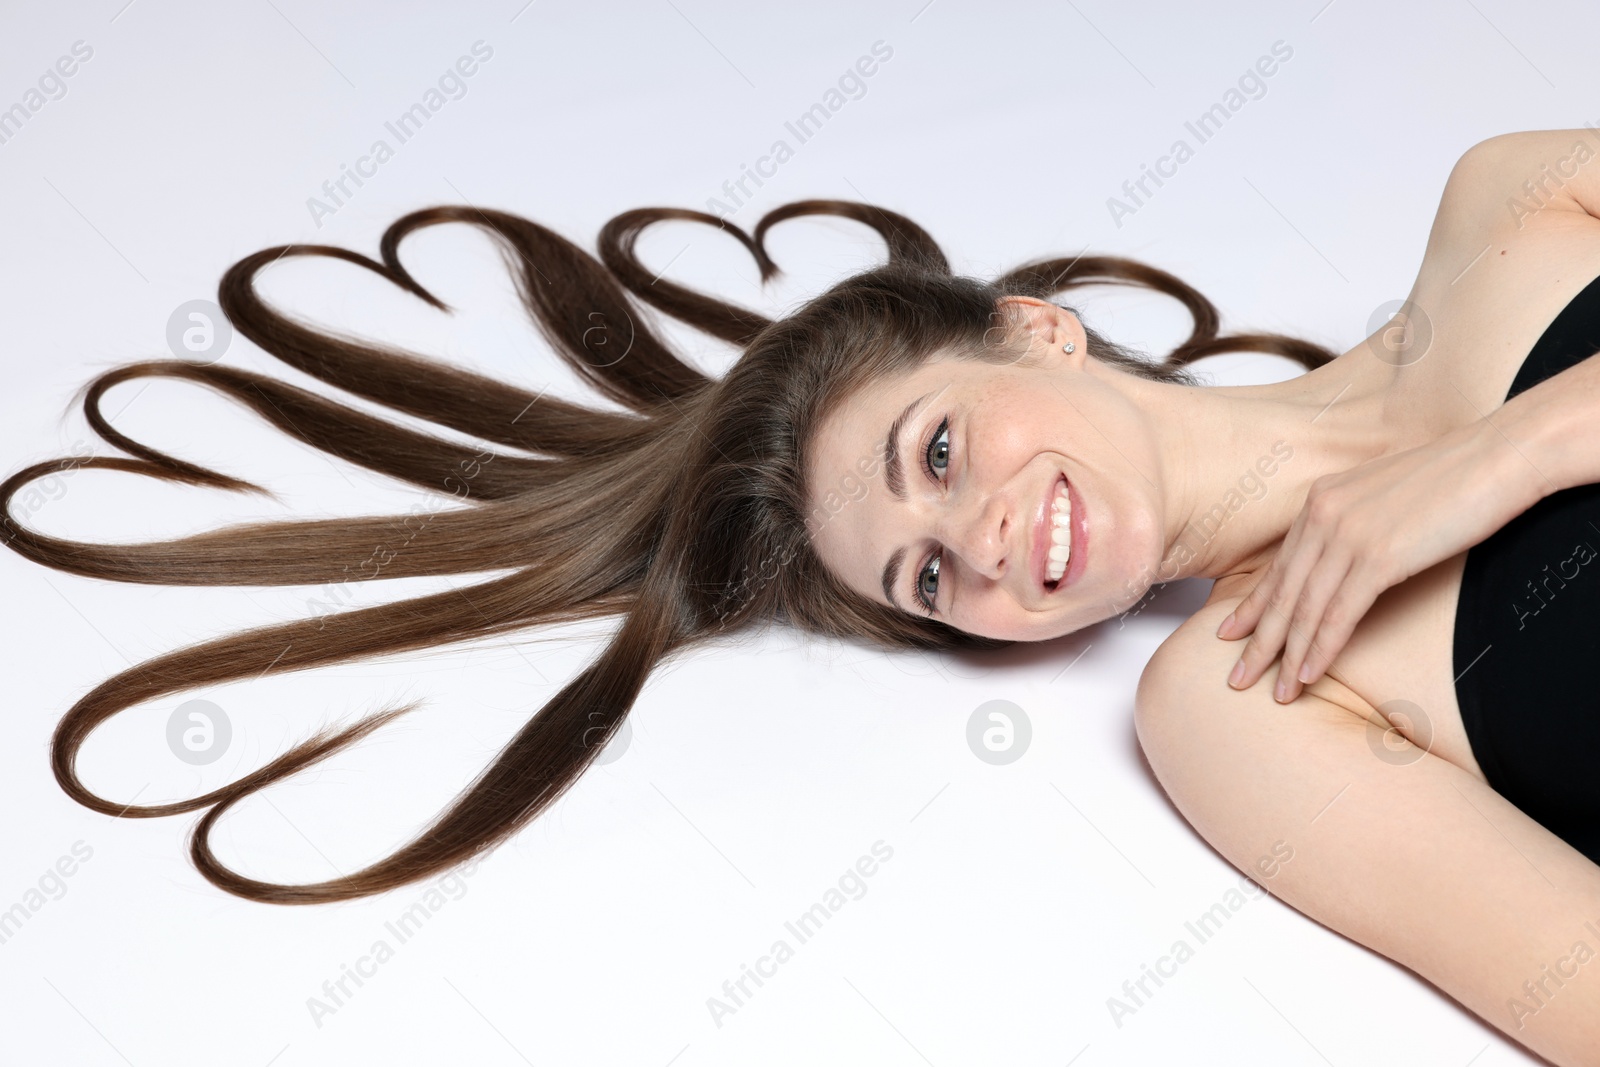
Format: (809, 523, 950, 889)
(804, 300, 1170, 642)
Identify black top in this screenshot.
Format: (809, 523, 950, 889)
(1453, 269, 1600, 865)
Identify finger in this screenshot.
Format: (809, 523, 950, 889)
(1218, 554, 1280, 640)
(1297, 565, 1384, 685)
(1224, 563, 1285, 685)
(1232, 544, 1320, 691)
(1277, 553, 1353, 703)
(1221, 575, 1268, 644)
(1235, 581, 1296, 690)
(1217, 596, 1255, 640)
(1221, 504, 1315, 640)
(1221, 540, 1290, 642)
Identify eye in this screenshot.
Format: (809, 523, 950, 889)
(923, 417, 950, 479)
(911, 416, 951, 614)
(913, 554, 940, 613)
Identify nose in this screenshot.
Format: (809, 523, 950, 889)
(941, 492, 1010, 582)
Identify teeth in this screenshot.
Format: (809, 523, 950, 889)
(1045, 479, 1072, 584)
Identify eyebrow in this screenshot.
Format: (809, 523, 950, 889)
(879, 391, 933, 611)
(882, 391, 931, 504)
(881, 546, 907, 612)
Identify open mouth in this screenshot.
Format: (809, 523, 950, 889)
(1035, 471, 1087, 597)
(1039, 472, 1072, 594)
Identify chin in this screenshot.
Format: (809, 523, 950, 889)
(985, 615, 1079, 644)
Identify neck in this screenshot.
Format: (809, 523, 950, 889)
(1121, 351, 1406, 592)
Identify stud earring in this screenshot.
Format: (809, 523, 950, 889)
(1062, 341, 1076, 354)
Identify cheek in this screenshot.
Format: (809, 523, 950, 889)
(951, 590, 1044, 642)
(985, 385, 1062, 454)
(969, 609, 1060, 643)
(970, 399, 1041, 467)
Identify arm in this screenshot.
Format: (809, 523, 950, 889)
(1416, 124, 1600, 501)
(1216, 128, 1600, 700)
(1401, 127, 1600, 502)
(1477, 346, 1600, 499)
(1441, 128, 1600, 231)
(1217, 289, 1600, 701)
(1411, 128, 1600, 287)
(1218, 418, 1546, 701)
(1138, 598, 1600, 1066)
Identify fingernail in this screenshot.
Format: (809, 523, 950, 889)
(1297, 662, 1314, 684)
(1228, 659, 1245, 688)
(1274, 678, 1289, 702)
(1217, 611, 1236, 638)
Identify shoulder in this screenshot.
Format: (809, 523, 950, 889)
(1133, 595, 1600, 1062)
(1133, 594, 1364, 839)
(1135, 585, 1351, 719)
(1134, 594, 1231, 726)
(1444, 129, 1600, 220)
(1419, 129, 1600, 274)
(1134, 591, 1361, 763)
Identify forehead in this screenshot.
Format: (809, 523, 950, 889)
(807, 361, 949, 508)
(804, 358, 969, 602)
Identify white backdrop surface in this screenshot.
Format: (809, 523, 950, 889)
(0, 1, 1592, 1064)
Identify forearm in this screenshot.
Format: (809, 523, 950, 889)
(1465, 350, 1600, 504)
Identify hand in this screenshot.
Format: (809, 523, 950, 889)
(1215, 422, 1541, 703)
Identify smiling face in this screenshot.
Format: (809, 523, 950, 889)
(803, 300, 1172, 642)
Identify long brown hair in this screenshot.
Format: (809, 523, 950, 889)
(0, 199, 1336, 904)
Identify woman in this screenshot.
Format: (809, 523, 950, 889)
(5, 127, 1599, 1063)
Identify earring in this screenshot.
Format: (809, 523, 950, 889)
(1062, 341, 1076, 354)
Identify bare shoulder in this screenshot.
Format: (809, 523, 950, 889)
(1136, 591, 1359, 738)
(1447, 129, 1600, 220)
(1417, 128, 1600, 276)
(1372, 129, 1600, 470)
(1135, 596, 1600, 1065)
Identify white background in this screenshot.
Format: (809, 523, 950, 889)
(0, 1, 1591, 1064)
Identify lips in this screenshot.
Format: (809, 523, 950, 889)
(1032, 472, 1069, 596)
(1061, 475, 1086, 589)
(1031, 471, 1086, 598)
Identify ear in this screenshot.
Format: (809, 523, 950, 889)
(993, 296, 1086, 369)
